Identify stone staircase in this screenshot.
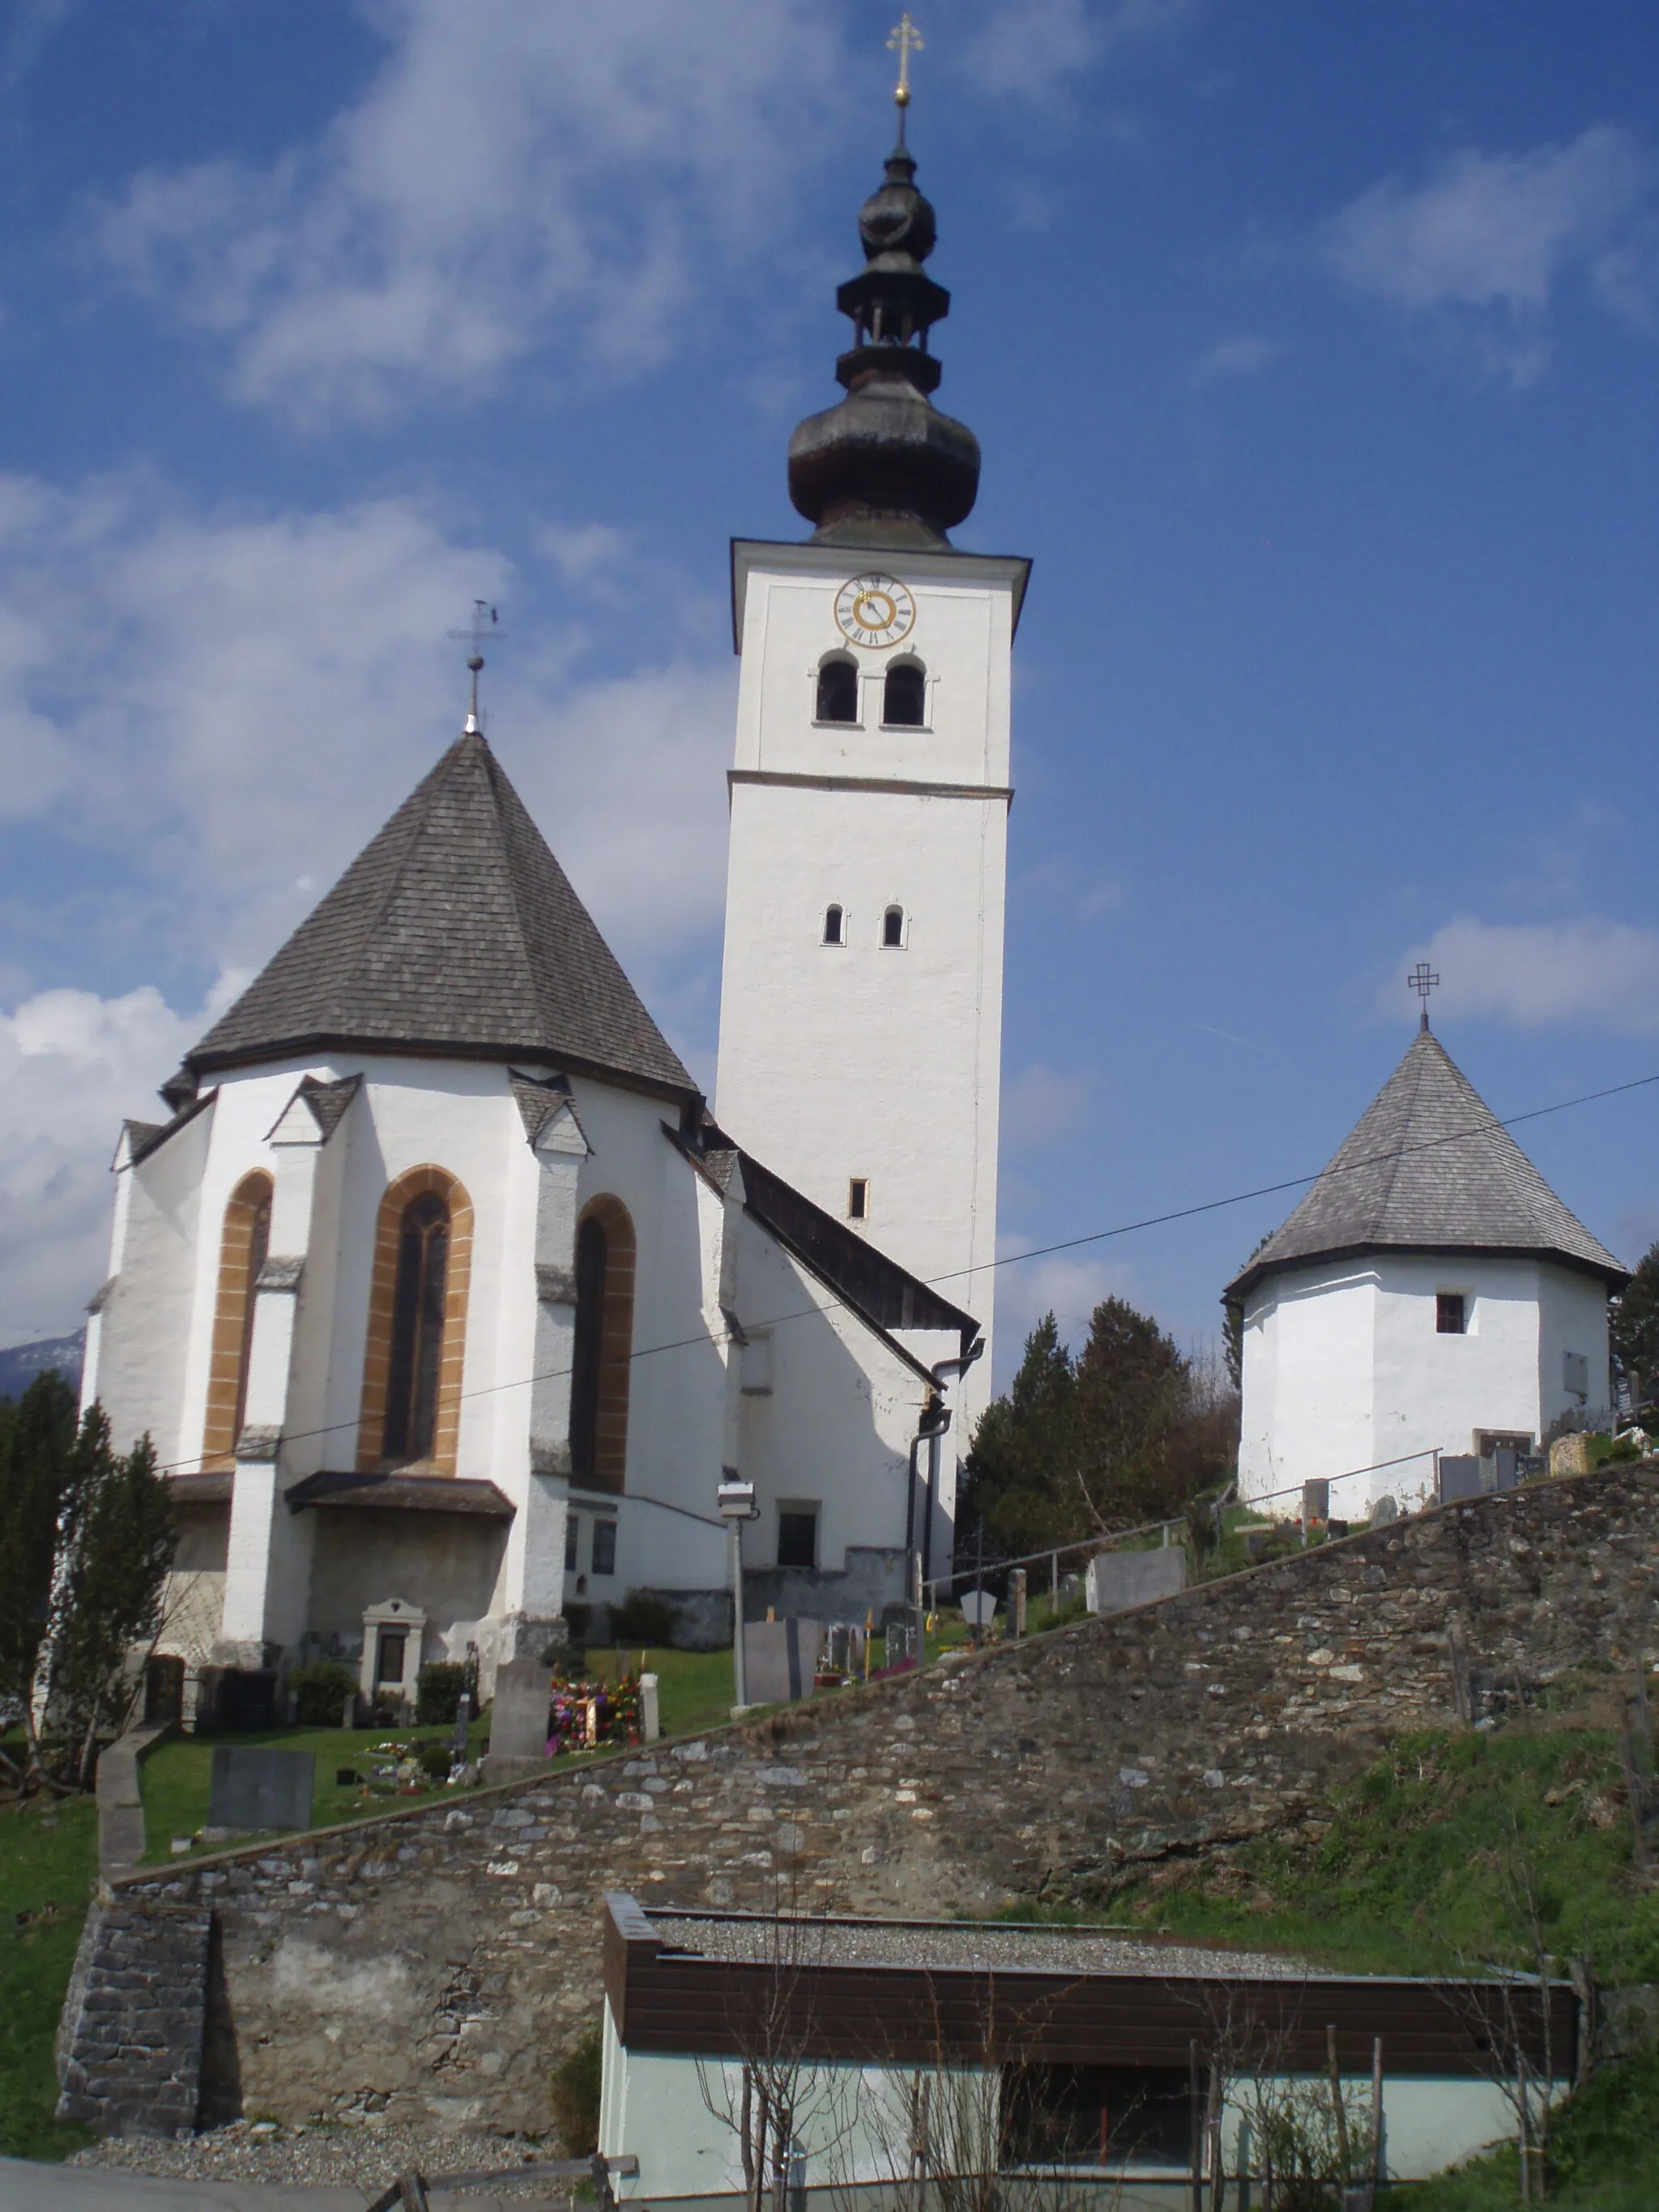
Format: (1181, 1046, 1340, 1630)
(56, 1901, 212, 2137)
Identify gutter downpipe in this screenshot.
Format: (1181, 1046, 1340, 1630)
(920, 1336, 984, 1596)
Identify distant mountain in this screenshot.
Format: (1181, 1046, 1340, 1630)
(0, 1329, 86, 1402)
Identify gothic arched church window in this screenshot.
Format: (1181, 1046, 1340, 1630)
(816, 655, 859, 724)
(202, 1169, 273, 1466)
(385, 1191, 450, 1463)
(356, 1166, 474, 1476)
(570, 1195, 636, 1494)
(882, 659, 926, 728)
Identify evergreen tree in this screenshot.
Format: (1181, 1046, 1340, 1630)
(963, 1298, 1241, 1566)
(46, 1411, 173, 1786)
(959, 1315, 1079, 1557)
(1612, 1240, 1659, 1405)
(0, 1370, 79, 1779)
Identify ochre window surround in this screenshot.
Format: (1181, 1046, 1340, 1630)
(356, 1165, 474, 1476)
(201, 1169, 273, 1468)
(569, 1193, 636, 1496)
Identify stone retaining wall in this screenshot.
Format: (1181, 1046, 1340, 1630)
(101, 1466, 1659, 2137)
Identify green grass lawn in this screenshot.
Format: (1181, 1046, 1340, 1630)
(0, 1792, 99, 2162)
(1097, 1724, 1659, 1984)
(140, 1643, 746, 1863)
(1376, 2044, 1659, 2211)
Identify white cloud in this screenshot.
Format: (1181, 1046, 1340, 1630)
(0, 471, 733, 976)
(957, 0, 1195, 104)
(1324, 126, 1655, 384)
(0, 468, 742, 1342)
(1193, 333, 1282, 381)
(1001, 1063, 1094, 1149)
(1388, 916, 1659, 1034)
(0, 979, 224, 1341)
(92, 1, 853, 422)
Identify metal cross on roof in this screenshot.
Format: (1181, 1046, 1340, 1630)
(1409, 960, 1440, 1028)
(446, 600, 505, 734)
(888, 13, 923, 143)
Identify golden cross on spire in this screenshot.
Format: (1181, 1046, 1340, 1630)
(888, 13, 923, 142)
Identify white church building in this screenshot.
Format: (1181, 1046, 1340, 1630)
(79, 126, 1023, 1716)
(1230, 1012, 1627, 1522)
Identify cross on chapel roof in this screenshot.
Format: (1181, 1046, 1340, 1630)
(1409, 960, 1440, 1029)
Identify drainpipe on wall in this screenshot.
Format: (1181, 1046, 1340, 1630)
(919, 1336, 984, 1597)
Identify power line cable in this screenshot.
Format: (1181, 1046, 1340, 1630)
(151, 1061, 1658, 1477)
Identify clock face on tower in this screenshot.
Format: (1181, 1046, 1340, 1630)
(834, 573, 915, 650)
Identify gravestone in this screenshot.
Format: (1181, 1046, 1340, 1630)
(1009, 1568, 1027, 1637)
(207, 1746, 314, 1833)
(1085, 1546, 1188, 1616)
(480, 1659, 552, 1785)
(1439, 1455, 1481, 1503)
(880, 1604, 923, 1668)
(1302, 1479, 1331, 1525)
(640, 1673, 659, 1744)
(452, 1688, 472, 1762)
(959, 1589, 997, 1630)
(743, 1618, 823, 1704)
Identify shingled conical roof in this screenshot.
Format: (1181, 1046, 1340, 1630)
(1227, 1025, 1626, 1298)
(188, 731, 694, 1098)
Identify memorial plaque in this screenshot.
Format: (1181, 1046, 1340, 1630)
(208, 1746, 315, 1832)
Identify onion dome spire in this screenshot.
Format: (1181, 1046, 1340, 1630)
(787, 23, 980, 551)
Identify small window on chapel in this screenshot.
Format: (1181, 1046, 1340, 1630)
(817, 657, 859, 723)
(881, 906, 905, 948)
(847, 1178, 869, 1221)
(1437, 1294, 1466, 1336)
(823, 904, 846, 946)
(883, 660, 926, 727)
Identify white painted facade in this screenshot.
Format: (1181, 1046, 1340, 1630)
(599, 2005, 1559, 2201)
(85, 1034, 961, 1701)
(1238, 1252, 1613, 1520)
(714, 539, 1026, 1474)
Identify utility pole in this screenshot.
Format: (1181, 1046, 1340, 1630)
(719, 1478, 760, 1713)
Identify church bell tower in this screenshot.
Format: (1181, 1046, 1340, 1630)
(714, 61, 1028, 1448)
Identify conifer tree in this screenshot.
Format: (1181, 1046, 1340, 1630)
(0, 1370, 79, 1781)
(1612, 1240, 1659, 1407)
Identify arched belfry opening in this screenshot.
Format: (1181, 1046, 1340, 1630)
(883, 660, 925, 727)
(817, 655, 859, 723)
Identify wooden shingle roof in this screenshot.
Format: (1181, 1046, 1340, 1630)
(188, 733, 694, 1099)
(1227, 1025, 1626, 1298)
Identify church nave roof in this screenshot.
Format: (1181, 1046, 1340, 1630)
(188, 731, 694, 1099)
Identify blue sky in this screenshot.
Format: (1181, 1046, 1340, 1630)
(1, 0, 1656, 1383)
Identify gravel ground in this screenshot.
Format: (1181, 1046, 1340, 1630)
(648, 1912, 1312, 1980)
(70, 2120, 580, 2202)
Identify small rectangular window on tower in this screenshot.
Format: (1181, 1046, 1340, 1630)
(847, 1178, 869, 1221)
(565, 1513, 580, 1571)
(1436, 1293, 1466, 1336)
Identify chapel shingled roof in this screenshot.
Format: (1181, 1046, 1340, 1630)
(1226, 1025, 1627, 1298)
(188, 732, 694, 1098)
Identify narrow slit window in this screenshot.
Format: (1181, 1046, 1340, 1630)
(882, 660, 926, 727)
(591, 1518, 618, 1577)
(882, 905, 905, 948)
(847, 1177, 869, 1221)
(1437, 1293, 1466, 1336)
(823, 903, 845, 946)
(816, 657, 859, 723)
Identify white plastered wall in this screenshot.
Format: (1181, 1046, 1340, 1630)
(714, 542, 1022, 1453)
(1239, 1251, 1613, 1520)
(600, 2021, 1557, 2199)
